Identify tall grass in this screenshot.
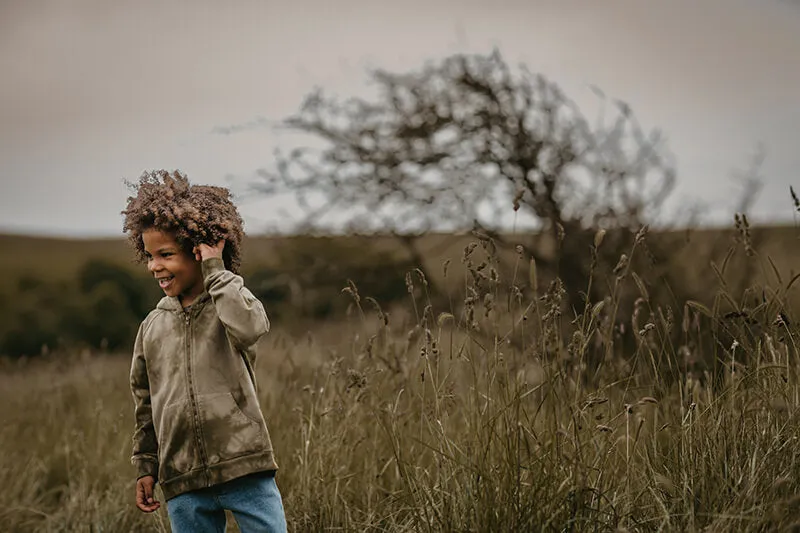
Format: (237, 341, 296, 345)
(3, 223, 800, 532)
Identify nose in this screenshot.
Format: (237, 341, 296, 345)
(148, 257, 162, 273)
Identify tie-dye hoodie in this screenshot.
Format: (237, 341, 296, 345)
(129, 257, 278, 501)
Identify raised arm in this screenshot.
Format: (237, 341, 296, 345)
(202, 257, 270, 351)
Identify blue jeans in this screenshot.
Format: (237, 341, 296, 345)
(166, 471, 287, 533)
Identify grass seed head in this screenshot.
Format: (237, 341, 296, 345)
(594, 228, 606, 250)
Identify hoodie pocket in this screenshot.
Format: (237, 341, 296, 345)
(156, 401, 202, 480)
(198, 392, 266, 463)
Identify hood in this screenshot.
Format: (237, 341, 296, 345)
(155, 292, 212, 312)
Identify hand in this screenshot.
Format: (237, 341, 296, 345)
(193, 240, 225, 261)
(136, 475, 161, 513)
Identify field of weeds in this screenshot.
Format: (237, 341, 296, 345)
(3, 228, 800, 532)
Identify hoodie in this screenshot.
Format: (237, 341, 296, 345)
(129, 257, 278, 501)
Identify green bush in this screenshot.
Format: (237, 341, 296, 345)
(0, 280, 66, 356)
(77, 259, 157, 318)
(0, 260, 158, 357)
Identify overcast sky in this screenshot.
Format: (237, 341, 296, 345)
(1, 0, 799, 237)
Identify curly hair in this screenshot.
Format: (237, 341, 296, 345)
(121, 170, 245, 274)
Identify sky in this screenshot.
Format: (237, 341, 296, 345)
(1, 0, 799, 237)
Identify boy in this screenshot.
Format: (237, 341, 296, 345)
(123, 170, 286, 532)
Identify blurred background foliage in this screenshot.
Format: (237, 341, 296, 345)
(0, 236, 420, 357)
(1, 225, 799, 361)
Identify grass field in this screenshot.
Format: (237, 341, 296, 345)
(3, 225, 800, 532)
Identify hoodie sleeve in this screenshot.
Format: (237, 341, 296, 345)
(202, 257, 270, 351)
(130, 321, 159, 480)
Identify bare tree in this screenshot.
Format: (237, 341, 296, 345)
(256, 50, 676, 308)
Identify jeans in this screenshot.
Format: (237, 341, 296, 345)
(166, 471, 287, 533)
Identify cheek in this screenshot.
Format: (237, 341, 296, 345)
(174, 258, 202, 281)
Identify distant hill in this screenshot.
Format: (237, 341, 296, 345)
(0, 234, 133, 281)
(0, 232, 472, 281)
(2, 225, 799, 293)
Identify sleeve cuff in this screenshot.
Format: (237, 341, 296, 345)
(134, 459, 159, 480)
(201, 257, 226, 279)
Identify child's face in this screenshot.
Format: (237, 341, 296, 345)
(142, 228, 204, 307)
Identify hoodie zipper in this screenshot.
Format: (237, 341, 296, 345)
(184, 309, 211, 486)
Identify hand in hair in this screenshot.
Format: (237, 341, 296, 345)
(193, 240, 225, 262)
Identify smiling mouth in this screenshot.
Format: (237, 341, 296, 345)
(157, 276, 175, 289)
